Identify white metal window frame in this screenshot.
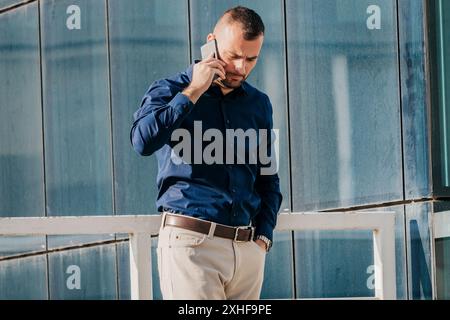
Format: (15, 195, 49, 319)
(0, 211, 396, 300)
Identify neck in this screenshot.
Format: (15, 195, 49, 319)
(214, 80, 236, 96)
(220, 87, 234, 96)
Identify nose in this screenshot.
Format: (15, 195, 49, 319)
(234, 59, 246, 75)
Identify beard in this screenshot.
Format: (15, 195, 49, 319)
(216, 73, 246, 89)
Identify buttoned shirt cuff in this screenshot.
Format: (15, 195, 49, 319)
(255, 221, 274, 242)
(169, 92, 195, 116)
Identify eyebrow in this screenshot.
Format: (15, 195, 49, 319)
(226, 51, 258, 60)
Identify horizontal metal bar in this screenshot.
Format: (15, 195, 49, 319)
(276, 211, 396, 231)
(433, 211, 450, 239)
(0, 212, 395, 236)
(0, 211, 397, 300)
(0, 215, 162, 236)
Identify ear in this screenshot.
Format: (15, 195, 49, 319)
(206, 33, 215, 42)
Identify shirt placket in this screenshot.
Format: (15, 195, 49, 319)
(220, 98, 239, 220)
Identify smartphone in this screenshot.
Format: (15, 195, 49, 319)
(201, 38, 219, 60)
(200, 39, 222, 83)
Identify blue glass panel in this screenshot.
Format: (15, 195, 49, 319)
(406, 202, 433, 299)
(0, 2, 46, 256)
(260, 231, 293, 299)
(40, 0, 112, 217)
(48, 244, 117, 299)
(116, 238, 162, 300)
(47, 234, 115, 250)
(40, 0, 113, 248)
(0, 236, 46, 258)
(0, 255, 48, 299)
(294, 207, 406, 298)
(287, 0, 402, 210)
(295, 229, 374, 298)
(398, 0, 430, 199)
(0, 3, 43, 217)
(190, 0, 290, 213)
(108, 0, 189, 215)
(0, 0, 24, 9)
(116, 242, 131, 300)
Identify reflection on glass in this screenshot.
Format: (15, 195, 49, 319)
(287, 0, 402, 211)
(48, 245, 117, 299)
(108, 0, 189, 215)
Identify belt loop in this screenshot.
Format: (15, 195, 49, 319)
(161, 212, 168, 228)
(207, 222, 217, 239)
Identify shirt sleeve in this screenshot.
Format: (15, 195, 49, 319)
(130, 80, 194, 156)
(253, 96, 283, 242)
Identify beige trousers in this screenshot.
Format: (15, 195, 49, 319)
(156, 217, 266, 300)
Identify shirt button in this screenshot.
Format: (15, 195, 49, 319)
(226, 119, 230, 124)
(232, 189, 236, 193)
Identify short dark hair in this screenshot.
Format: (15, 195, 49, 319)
(222, 6, 265, 40)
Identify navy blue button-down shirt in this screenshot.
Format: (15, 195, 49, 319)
(130, 62, 282, 241)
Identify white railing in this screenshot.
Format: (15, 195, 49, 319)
(0, 211, 397, 300)
(432, 211, 450, 240)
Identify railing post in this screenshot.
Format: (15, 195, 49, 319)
(129, 232, 152, 300)
(373, 224, 396, 299)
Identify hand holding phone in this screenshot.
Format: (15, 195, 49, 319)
(181, 39, 226, 103)
(201, 39, 219, 58)
(201, 39, 221, 82)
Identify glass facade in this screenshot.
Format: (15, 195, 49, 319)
(0, 2, 46, 257)
(288, 0, 402, 211)
(0, 0, 446, 299)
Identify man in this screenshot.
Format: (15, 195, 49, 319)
(130, 6, 282, 300)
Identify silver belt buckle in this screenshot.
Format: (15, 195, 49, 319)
(234, 226, 255, 242)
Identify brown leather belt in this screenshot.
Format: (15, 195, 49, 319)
(162, 213, 255, 242)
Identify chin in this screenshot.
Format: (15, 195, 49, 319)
(222, 79, 244, 89)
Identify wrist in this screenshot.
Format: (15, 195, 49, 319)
(256, 235, 272, 252)
(182, 85, 203, 104)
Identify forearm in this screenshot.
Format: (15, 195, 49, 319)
(131, 92, 194, 156)
(254, 174, 283, 241)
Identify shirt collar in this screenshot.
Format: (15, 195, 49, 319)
(186, 60, 248, 97)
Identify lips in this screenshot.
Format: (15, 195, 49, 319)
(226, 72, 244, 80)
